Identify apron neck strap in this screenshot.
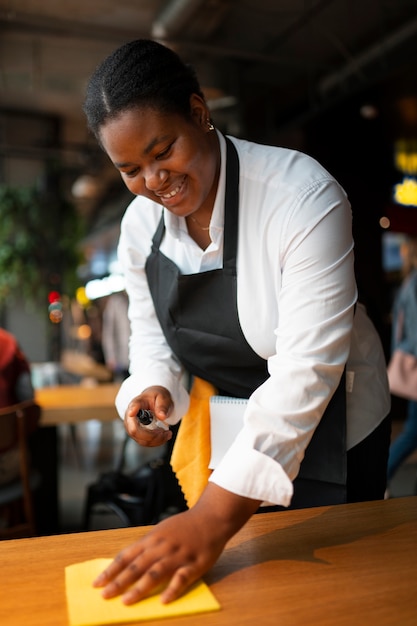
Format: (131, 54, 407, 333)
(223, 137, 239, 270)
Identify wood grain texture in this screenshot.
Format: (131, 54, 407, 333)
(0, 497, 416, 625)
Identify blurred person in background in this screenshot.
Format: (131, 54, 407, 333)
(102, 290, 130, 381)
(0, 327, 35, 485)
(386, 236, 417, 491)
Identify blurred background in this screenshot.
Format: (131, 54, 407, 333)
(1, 0, 417, 361)
(1, 0, 417, 363)
(1, 1, 417, 531)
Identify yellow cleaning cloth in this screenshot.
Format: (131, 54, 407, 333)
(65, 558, 220, 626)
(171, 377, 217, 508)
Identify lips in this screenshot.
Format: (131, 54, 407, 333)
(158, 175, 186, 201)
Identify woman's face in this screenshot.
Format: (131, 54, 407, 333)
(99, 95, 220, 219)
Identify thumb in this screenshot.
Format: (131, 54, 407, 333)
(154, 395, 173, 421)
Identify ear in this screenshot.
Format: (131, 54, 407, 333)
(189, 93, 210, 129)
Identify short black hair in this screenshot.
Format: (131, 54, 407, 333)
(83, 39, 204, 138)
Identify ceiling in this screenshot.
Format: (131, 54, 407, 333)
(1, 0, 417, 147)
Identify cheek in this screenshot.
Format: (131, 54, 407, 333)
(184, 148, 214, 191)
(120, 173, 143, 196)
(121, 175, 138, 194)
(121, 175, 164, 205)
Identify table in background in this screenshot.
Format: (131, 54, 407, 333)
(1, 496, 416, 626)
(36, 383, 121, 426)
(32, 383, 121, 534)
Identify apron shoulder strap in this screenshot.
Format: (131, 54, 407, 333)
(223, 137, 239, 271)
(151, 211, 165, 251)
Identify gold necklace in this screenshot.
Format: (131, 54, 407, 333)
(189, 214, 211, 231)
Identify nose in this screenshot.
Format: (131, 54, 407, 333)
(143, 165, 168, 192)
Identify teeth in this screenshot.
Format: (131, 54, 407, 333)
(163, 185, 180, 199)
(162, 176, 185, 199)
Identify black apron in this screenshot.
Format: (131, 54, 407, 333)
(145, 138, 347, 508)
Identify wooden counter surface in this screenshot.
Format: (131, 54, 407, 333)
(0, 496, 416, 626)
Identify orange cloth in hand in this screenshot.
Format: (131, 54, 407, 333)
(171, 377, 217, 508)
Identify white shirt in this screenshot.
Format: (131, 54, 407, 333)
(116, 131, 391, 507)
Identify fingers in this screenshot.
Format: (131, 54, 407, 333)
(137, 429, 172, 447)
(91, 518, 202, 605)
(124, 411, 172, 447)
(138, 386, 174, 421)
(100, 558, 198, 605)
(123, 386, 174, 446)
(160, 565, 198, 604)
(122, 563, 198, 605)
(93, 548, 196, 606)
(92, 508, 224, 606)
(153, 394, 174, 421)
(93, 548, 141, 589)
(119, 559, 175, 605)
(93, 547, 154, 601)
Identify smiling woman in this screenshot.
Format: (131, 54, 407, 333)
(98, 105, 218, 224)
(84, 40, 220, 248)
(82, 38, 391, 606)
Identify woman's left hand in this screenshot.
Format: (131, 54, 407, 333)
(92, 483, 261, 604)
(93, 508, 225, 605)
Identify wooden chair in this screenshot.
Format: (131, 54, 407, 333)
(0, 400, 42, 539)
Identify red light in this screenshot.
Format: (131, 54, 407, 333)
(48, 291, 61, 304)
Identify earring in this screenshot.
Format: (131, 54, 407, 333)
(206, 118, 215, 131)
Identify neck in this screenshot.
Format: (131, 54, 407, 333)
(186, 216, 212, 250)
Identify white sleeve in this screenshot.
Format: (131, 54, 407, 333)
(115, 202, 190, 422)
(210, 177, 356, 506)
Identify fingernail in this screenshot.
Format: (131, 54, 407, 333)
(122, 591, 137, 605)
(101, 586, 115, 599)
(161, 590, 174, 604)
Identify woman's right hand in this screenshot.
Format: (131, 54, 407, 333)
(124, 386, 174, 447)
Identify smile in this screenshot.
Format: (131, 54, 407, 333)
(160, 176, 186, 200)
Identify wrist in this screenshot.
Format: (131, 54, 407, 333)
(193, 482, 261, 540)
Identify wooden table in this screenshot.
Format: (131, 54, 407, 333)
(0, 496, 416, 626)
(36, 383, 121, 426)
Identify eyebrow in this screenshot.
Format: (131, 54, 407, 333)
(114, 134, 172, 168)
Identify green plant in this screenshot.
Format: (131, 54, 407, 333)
(0, 182, 85, 305)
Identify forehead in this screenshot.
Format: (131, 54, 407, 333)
(99, 107, 179, 160)
(102, 107, 173, 139)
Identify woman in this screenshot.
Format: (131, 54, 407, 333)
(387, 237, 417, 486)
(83, 39, 391, 605)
